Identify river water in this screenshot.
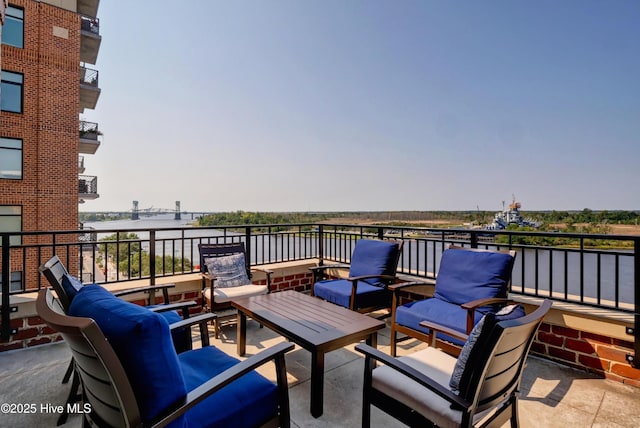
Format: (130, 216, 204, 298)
(83, 214, 635, 308)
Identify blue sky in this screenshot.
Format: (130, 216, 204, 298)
(81, 1, 640, 213)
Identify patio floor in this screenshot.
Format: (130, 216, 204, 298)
(2, 317, 639, 427)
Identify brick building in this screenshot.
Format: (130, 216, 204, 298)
(1, 0, 101, 291)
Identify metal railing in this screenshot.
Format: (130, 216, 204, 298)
(1, 223, 638, 364)
(78, 175, 97, 195)
(79, 120, 100, 139)
(80, 15, 99, 35)
(80, 66, 98, 87)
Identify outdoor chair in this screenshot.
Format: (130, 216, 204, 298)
(356, 300, 552, 428)
(36, 285, 294, 428)
(310, 239, 403, 315)
(198, 242, 273, 338)
(39, 255, 197, 425)
(390, 246, 516, 356)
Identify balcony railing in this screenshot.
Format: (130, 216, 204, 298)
(78, 175, 98, 198)
(79, 67, 100, 112)
(80, 15, 101, 64)
(1, 223, 638, 361)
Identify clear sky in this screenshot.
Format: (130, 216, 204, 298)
(80, 0, 640, 213)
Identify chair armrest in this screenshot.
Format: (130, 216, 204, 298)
(460, 297, 511, 311)
(348, 274, 397, 283)
(113, 284, 176, 305)
(387, 281, 434, 291)
(151, 342, 295, 427)
(169, 313, 217, 347)
(147, 301, 198, 319)
(251, 267, 273, 275)
(418, 319, 469, 342)
(309, 264, 348, 273)
(354, 343, 469, 410)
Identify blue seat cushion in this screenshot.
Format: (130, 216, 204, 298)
(395, 298, 486, 346)
(180, 347, 279, 428)
(313, 279, 391, 310)
(68, 284, 187, 426)
(349, 240, 400, 285)
(434, 249, 514, 305)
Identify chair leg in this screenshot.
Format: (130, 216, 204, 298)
(214, 318, 220, 339)
(61, 358, 74, 384)
(510, 397, 520, 428)
(390, 326, 397, 357)
(57, 369, 80, 426)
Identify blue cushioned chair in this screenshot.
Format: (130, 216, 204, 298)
(38, 255, 198, 425)
(37, 285, 293, 428)
(310, 239, 403, 314)
(390, 246, 516, 356)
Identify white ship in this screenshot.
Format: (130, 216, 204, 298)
(485, 197, 540, 230)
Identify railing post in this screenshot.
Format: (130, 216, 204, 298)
(149, 230, 156, 286)
(1, 233, 17, 340)
(318, 225, 324, 266)
(470, 230, 478, 248)
(631, 238, 640, 368)
(245, 226, 252, 266)
(377, 227, 384, 240)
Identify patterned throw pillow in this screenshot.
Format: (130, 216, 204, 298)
(204, 253, 250, 288)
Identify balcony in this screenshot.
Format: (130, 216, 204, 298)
(77, 0, 100, 18)
(1, 311, 639, 427)
(78, 174, 98, 200)
(80, 15, 101, 64)
(78, 120, 101, 154)
(79, 66, 100, 112)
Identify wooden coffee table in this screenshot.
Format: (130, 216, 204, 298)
(232, 290, 385, 418)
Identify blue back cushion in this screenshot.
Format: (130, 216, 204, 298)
(68, 284, 187, 425)
(61, 274, 83, 304)
(434, 249, 514, 304)
(349, 240, 400, 285)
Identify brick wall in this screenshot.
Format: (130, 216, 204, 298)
(1, 0, 81, 290)
(532, 322, 640, 387)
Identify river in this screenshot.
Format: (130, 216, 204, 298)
(83, 214, 635, 308)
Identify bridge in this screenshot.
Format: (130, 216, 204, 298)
(130, 201, 215, 220)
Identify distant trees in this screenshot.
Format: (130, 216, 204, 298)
(99, 232, 191, 278)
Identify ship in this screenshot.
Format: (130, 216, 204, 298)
(484, 196, 540, 230)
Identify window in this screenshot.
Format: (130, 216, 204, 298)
(0, 137, 22, 179)
(2, 6, 24, 48)
(0, 271, 23, 293)
(1, 71, 24, 113)
(0, 206, 22, 246)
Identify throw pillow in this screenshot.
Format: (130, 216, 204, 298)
(449, 304, 526, 393)
(204, 253, 250, 288)
(61, 274, 84, 304)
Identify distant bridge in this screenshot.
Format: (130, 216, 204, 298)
(130, 201, 215, 220)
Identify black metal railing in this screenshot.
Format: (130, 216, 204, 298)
(80, 15, 100, 35)
(1, 223, 638, 364)
(79, 120, 100, 139)
(80, 66, 98, 87)
(78, 175, 98, 196)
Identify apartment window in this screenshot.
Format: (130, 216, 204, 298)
(0, 137, 22, 179)
(0, 206, 22, 246)
(2, 6, 24, 48)
(1, 71, 24, 113)
(0, 271, 23, 293)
